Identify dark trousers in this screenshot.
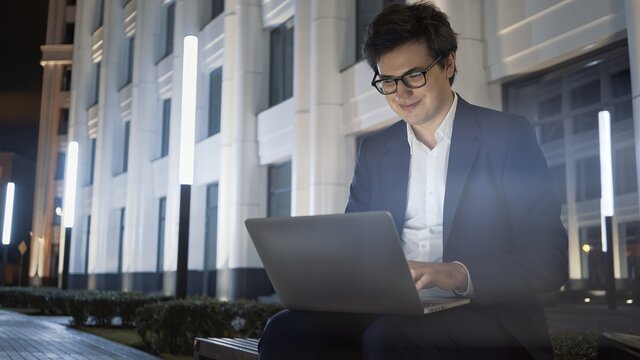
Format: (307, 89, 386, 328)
(258, 307, 529, 360)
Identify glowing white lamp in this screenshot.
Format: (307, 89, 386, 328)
(63, 141, 79, 228)
(178, 35, 198, 186)
(598, 111, 613, 252)
(2, 182, 15, 245)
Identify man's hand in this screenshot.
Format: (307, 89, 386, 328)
(407, 261, 469, 292)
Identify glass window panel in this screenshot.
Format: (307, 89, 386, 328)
(579, 225, 606, 289)
(550, 164, 567, 204)
(208, 68, 222, 136)
(576, 156, 600, 201)
(573, 110, 599, 134)
(161, 99, 171, 157)
(618, 221, 640, 282)
(570, 79, 600, 110)
(123, 121, 130, 173)
(165, 3, 175, 57)
(537, 120, 564, 144)
(88, 138, 96, 185)
(61, 65, 72, 91)
(615, 147, 638, 195)
(55, 152, 66, 180)
(269, 18, 294, 107)
(268, 161, 292, 217)
(64, 23, 75, 44)
(84, 215, 91, 274)
(157, 197, 166, 272)
(211, 0, 224, 21)
(59, 109, 69, 135)
(205, 184, 218, 271)
(614, 100, 633, 122)
(538, 95, 562, 119)
(611, 68, 631, 98)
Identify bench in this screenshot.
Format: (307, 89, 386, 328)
(598, 332, 640, 359)
(193, 337, 259, 360)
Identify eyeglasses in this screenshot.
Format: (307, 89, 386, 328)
(371, 56, 442, 95)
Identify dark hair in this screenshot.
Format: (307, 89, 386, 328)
(362, 1, 458, 85)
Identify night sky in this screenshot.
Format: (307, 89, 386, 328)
(0, 1, 49, 282)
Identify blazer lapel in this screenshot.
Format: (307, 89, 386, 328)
(443, 98, 482, 248)
(380, 125, 410, 236)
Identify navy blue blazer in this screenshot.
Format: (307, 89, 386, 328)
(345, 97, 568, 358)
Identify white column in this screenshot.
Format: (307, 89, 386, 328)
(66, 0, 94, 277)
(434, 0, 501, 110)
(216, 0, 266, 299)
(121, 1, 168, 279)
(89, 2, 123, 278)
(308, 0, 350, 215)
(291, 0, 311, 216)
(625, 0, 640, 218)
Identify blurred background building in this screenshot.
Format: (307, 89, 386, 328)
(30, 0, 639, 303)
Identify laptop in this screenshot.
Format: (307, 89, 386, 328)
(245, 211, 469, 316)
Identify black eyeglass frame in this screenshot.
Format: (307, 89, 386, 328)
(371, 55, 442, 95)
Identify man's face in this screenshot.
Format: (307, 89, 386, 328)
(376, 41, 455, 128)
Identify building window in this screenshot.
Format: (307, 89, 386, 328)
(618, 221, 640, 282)
(59, 109, 69, 135)
(64, 22, 75, 44)
(579, 225, 606, 290)
(88, 138, 96, 185)
(207, 67, 222, 137)
(84, 215, 91, 274)
(204, 183, 218, 295)
(202, 0, 224, 27)
(53, 197, 63, 225)
(615, 146, 638, 195)
(114, 120, 130, 175)
(267, 161, 292, 217)
(123, 121, 130, 173)
(161, 2, 175, 59)
(61, 65, 72, 91)
(121, 36, 135, 87)
(117, 208, 125, 274)
(355, 0, 403, 62)
(157, 197, 166, 273)
(269, 18, 294, 107)
(89, 62, 101, 107)
(549, 164, 567, 204)
(55, 152, 66, 180)
(575, 156, 600, 202)
(160, 99, 171, 157)
(94, 0, 103, 32)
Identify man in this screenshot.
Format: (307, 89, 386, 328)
(259, 2, 568, 359)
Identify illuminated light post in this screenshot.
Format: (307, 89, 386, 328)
(598, 110, 616, 310)
(1, 182, 15, 286)
(60, 141, 79, 290)
(176, 35, 198, 299)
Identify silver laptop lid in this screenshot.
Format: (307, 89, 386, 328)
(245, 211, 426, 315)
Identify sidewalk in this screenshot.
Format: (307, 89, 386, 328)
(0, 310, 159, 360)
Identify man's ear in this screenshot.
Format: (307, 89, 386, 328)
(445, 52, 456, 79)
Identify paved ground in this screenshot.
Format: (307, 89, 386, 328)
(0, 310, 159, 360)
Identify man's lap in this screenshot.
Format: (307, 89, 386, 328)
(259, 307, 525, 360)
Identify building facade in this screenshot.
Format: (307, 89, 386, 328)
(31, 0, 640, 301)
(30, 0, 75, 286)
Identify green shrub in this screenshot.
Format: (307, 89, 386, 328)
(136, 298, 282, 355)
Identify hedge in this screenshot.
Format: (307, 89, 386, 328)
(0, 287, 167, 327)
(136, 297, 282, 355)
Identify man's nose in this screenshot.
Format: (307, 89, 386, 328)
(395, 81, 413, 101)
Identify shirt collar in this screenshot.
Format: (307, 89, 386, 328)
(406, 92, 458, 154)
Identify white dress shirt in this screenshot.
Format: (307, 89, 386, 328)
(401, 92, 474, 297)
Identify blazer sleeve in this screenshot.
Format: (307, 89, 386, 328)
(345, 137, 373, 213)
(466, 117, 569, 305)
